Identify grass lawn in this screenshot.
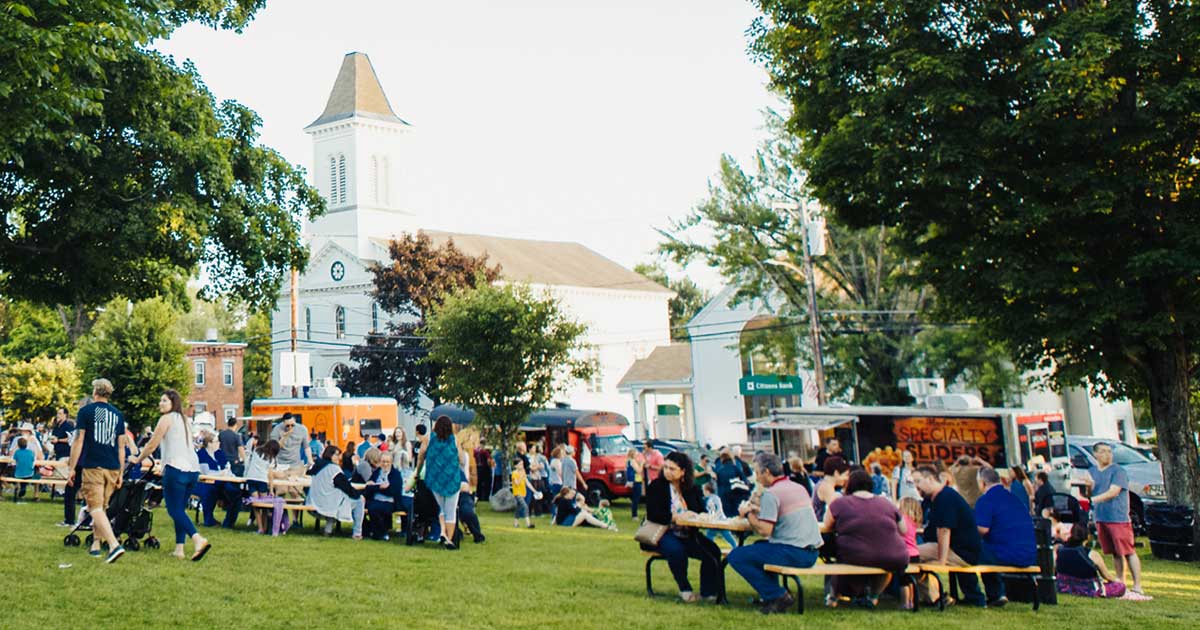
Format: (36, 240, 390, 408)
(0, 495, 1197, 629)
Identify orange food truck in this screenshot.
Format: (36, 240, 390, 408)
(249, 397, 398, 451)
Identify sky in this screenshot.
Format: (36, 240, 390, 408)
(157, 0, 776, 291)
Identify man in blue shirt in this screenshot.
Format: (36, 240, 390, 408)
(914, 465, 1005, 607)
(1085, 442, 1145, 596)
(50, 407, 75, 460)
(975, 467, 1037, 570)
(67, 378, 129, 564)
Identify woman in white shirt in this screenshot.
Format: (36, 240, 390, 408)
(132, 390, 211, 561)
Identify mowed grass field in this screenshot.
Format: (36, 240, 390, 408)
(1, 495, 1198, 630)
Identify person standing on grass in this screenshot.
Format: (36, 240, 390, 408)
(1084, 442, 1150, 598)
(50, 407, 75, 461)
(548, 445, 564, 516)
(642, 441, 664, 483)
(217, 416, 246, 477)
(625, 448, 644, 519)
(511, 457, 535, 529)
(68, 378, 131, 564)
(561, 444, 586, 492)
(729, 453, 824, 614)
(133, 390, 211, 562)
(415, 415, 463, 550)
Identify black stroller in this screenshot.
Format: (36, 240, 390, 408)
(405, 479, 462, 546)
(64, 463, 161, 551)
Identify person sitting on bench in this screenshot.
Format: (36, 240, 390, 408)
(728, 453, 824, 614)
(12, 437, 38, 497)
(913, 465, 1004, 607)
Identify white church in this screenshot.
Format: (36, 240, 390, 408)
(270, 52, 673, 429)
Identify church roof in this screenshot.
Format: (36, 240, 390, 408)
(307, 52, 409, 128)
(368, 231, 672, 294)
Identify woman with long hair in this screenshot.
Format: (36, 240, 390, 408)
(388, 427, 410, 466)
(641, 450, 722, 603)
(1009, 465, 1034, 515)
(244, 439, 284, 534)
(415, 415, 463, 549)
(132, 389, 211, 561)
(625, 448, 644, 519)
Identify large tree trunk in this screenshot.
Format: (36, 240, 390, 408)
(1144, 339, 1200, 544)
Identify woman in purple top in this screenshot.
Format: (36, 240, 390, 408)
(822, 470, 909, 607)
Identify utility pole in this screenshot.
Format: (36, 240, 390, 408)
(768, 200, 827, 406)
(290, 267, 299, 398)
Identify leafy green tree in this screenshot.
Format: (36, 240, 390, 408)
(337, 233, 501, 412)
(1, 1, 320, 336)
(423, 284, 592, 462)
(660, 114, 926, 404)
(0, 355, 81, 423)
(914, 328, 1026, 406)
(239, 311, 273, 412)
(177, 292, 246, 342)
(74, 298, 190, 431)
(0, 301, 71, 360)
(633, 263, 711, 341)
(749, 0, 1200, 514)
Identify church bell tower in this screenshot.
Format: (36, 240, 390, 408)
(305, 52, 414, 258)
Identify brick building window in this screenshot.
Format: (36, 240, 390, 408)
(194, 360, 206, 386)
(223, 360, 234, 387)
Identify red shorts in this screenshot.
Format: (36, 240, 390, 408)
(1096, 521, 1135, 556)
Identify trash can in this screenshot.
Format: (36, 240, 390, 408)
(1146, 504, 1196, 562)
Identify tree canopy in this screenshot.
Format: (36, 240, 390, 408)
(0, 354, 80, 423)
(337, 233, 502, 412)
(423, 283, 591, 457)
(660, 112, 1019, 405)
(1, 1, 320, 317)
(748, 0, 1200, 508)
(74, 298, 190, 431)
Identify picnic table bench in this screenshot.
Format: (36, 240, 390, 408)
(641, 548, 732, 601)
(1, 476, 67, 502)
(916, 563, 1043, 611)
(765, 562, 923, 614)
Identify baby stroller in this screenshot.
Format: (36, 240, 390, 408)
(405, 479, 462, 546)
(63, 462, 161, 551)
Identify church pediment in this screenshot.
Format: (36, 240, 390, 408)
(302, 240, 374, 292)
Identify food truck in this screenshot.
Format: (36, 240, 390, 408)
(756, 404, 1071, 486)
(520, 408, 634, 499)
(249, 397, 398, 451)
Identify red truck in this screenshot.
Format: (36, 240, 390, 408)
(521, 408, 635, 499)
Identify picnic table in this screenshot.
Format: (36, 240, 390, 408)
(199, 474, 248, 484)
(675, 515, 753, 546)
(271, 477, 368, 491)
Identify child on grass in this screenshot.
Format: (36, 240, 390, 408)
(511, 458, 539, 529)
(701, 482, 738, 547)
(13, 437, 38, 498)
(592, 499, 617, 531)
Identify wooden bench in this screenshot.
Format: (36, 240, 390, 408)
(1, 477, 67, 502)
(765, 563, 923, 614)
(248, 501, 320, 530)
(916, 564, 1043, 611)
(641, 548, 732, 602)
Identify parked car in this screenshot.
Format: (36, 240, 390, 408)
(1067, 435, 1166, 535)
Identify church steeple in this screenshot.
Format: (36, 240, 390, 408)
(305, 52, 414, 260)
(306, 52, 409, 129)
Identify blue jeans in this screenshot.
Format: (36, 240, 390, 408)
(630, 482, 642, 518)
(705, 528, 738, 547)
(548, 483, 562, 517)
(655, 531, 722, 597)
(728, 541, 819, 601)
(163, 466, 199, 544)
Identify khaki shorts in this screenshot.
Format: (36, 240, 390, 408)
(81, 468, 120, 510)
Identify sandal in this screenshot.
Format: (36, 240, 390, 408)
(1122, 591, 1153, 601)
(191, 540, 212, 562)
(824, 595, 839, 608)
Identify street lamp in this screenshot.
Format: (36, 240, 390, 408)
(768, 200, 827, 406)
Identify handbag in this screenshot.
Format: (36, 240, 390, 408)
(633, 519, 669, 546)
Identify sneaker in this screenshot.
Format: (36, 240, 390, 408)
(473, 535, 486, 544)
(678, 591, 700, 603)
(56, 521, 72, 527)
(442, 538, 458, 551)
(88, 549, 103, 558)
(527, 523, 535, 529)
(105, 545, 126, 564)
(987, 596, 1008, 608)
(759, 592, 795, 614)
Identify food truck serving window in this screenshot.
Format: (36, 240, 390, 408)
(359, 419, 382, 435)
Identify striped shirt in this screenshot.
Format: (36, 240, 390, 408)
(759, 477, 823, 549)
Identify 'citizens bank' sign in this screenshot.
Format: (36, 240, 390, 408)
(893, 416, 1005, 466)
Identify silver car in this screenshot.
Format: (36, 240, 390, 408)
(1067, 435, 1167, 534)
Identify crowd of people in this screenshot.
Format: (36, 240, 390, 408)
(0, 388, 1162, 611)
(636, 438, 1155, 614)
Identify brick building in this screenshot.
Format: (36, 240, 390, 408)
(185, 340, 248, 422)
